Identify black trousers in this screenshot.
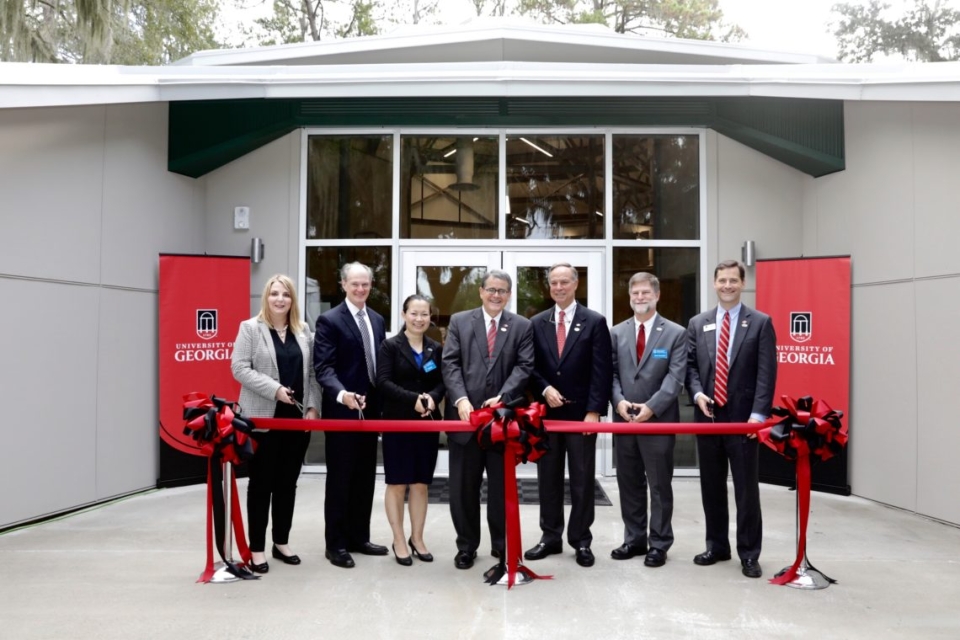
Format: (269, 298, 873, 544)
(324, 431, 379, 551)
(246, 430, 311, 552)
(696, 409, 762, 560)
(448, 437, 505, 554)
(536, 431, 596, 549)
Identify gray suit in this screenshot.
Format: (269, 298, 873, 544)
(441, 308, 534, 554)
(611, 314, 687, 551)
(231, 317, 321, 419)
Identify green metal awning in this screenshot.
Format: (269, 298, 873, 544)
(168, 96, 843, 178)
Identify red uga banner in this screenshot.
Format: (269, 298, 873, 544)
(756, 256, 851, 493)
(159, 255, 249, 458)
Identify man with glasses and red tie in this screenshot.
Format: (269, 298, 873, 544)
(685, 259, 777, 578)
(441, 269, 534, 570)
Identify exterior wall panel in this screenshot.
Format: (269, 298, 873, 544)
(0, 106, 106, 284)
(201, 131, 300, 316)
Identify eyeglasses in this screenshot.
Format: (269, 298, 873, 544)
(483, 288, 509, 296)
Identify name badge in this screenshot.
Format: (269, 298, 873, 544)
(652, 348, 669, 360)
(423, 360, 437, 373)
(703, 323, 716, 332)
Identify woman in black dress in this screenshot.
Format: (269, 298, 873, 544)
(376, 294, 444, 566)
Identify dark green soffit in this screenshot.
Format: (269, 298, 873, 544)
(168, 96, 844, 178)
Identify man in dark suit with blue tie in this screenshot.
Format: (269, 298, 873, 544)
(314, 262, 388, 568)
(523, 263, 612, 568)
(441, 269, 534, 570)
(685, 259, 777, 578)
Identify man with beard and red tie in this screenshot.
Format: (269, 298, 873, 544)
(685, 260, 777, 578)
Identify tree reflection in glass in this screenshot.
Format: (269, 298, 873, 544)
(505, 135, 605, 240)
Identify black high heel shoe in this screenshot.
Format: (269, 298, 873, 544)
(272, 544, 301, 566)
(409, 537, 434, 563)
(248, 557, 269, 574)
(392, 543, 413, 566)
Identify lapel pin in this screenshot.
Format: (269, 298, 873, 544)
(741, 321, 748, 328)
(656, 326, 663, 331)
(500, 327, 507, 332)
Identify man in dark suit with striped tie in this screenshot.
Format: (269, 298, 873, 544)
(685, 260, 777, 578)
(314, 262, 388, 569)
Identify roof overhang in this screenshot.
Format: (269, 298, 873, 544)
(5, 60, 960, 110)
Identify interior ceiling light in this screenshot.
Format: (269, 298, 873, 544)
(443, 149, 457, 158)
(520, 137, 553, 157)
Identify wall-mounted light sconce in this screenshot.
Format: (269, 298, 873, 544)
(741, 240, 756, 267)
(251, 237, 264, 264)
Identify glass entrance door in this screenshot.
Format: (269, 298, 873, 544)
(399, 248, 610, 476)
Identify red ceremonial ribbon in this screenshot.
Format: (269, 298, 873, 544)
(759, 395, 846, 586)
(470, 403, 552, 588)
(187, 392, 761, 587)
(182, 393, 257, 583)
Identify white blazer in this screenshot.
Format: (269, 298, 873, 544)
(231, 317, 322, 421)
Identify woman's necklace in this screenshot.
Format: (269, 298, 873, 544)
(273, 323, 288, 340)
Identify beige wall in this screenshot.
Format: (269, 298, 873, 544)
(709, 131, 806, 307)
(0, 103, 204, 527)
(201, 131, 302, 316)
(803, 101, 960, 525)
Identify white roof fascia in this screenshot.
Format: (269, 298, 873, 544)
(7, 61, 960, 108)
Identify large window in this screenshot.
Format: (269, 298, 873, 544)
(303, 129, 706, 472)
(612, 135, 699, 240)
(506, 134, 605, 240)
(306, 135, 393, 240)
(401, 135, 499, 239)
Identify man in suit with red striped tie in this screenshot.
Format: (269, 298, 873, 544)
(685, 260, 777, 578)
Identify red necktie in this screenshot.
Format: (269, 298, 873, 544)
(714, 311, 730, 407)
(557, 310, 566, 356)
(487, 318, 497, 358)
(636, 323, 645, 364)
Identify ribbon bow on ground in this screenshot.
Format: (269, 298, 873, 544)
(472, 400, 552, 588)
(182, 392, 259, 583)
(759, 395, 847, 585)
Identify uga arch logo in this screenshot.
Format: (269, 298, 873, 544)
(196, 309, 218, 340)
(789, 311, 812, 343)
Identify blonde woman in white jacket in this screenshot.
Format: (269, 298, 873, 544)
(232, 274, 321, 574)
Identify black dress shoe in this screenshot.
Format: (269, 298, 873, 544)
(741, 558, 763, 578)
(454, 550, 477, 570)
(575, 547, 595, 567)
(491, 548, 502, 559)
(644, 548, 667, 567)
(349, 542, 388, 556)
(524, 542, 563, 561)
(325, 548, 355, 569)
(610, 543, 647, 560)
(693, 549, 732, 566)
(248, 559, 269, 574)
(409, 537, 433, 563)
(392, 544, 413, 567)
(272, 545, 301, 565)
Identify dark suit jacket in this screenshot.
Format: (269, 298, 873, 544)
(441, 308, 534, 444)
(611, 314, 687, 423)
(685, 304, 777, 422)
(530, 305, 612, 420)
(376, 332, 444, 421)
(314, 301, 387, 420)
